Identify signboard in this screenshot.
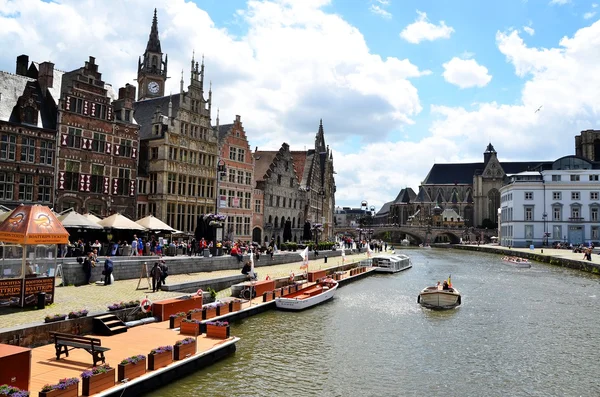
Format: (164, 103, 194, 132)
(23, 276, 55, 306)
(219, 195, 227, 208)
(232, 198, 240, 208)
(0, 279, 23, 307)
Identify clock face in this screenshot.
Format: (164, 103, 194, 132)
(148, 81, 160, 94)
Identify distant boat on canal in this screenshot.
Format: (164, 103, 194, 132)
(275, 278, 338, 311)
(502, 256, 531, 268)
(371, 254, 412, 273)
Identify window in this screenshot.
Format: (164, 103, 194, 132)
(592, 226, 599, 240)
(125, 110, 131, 122)
(255, 199, 261, 213)
(67, 127, 82, 148)
(589, 175, 599, 181)
(591, 192, 599, 201)
(552, 192, 561, 200)
(553, 225, 562, 240)
(269, 195, 273, 206)
(290, 177, 294, 187)
(137, 203, 147, 217)
(138, 179, 147, 194)
(188, 176, 197, 196)
(245, 172, 252, 185)
(69, 97, 83, 114)
(120, 139, 132, 157)
(552, 175, 561, 182)
(244, 217, 250, 236)
(178, 174, 186, 196)
(570, 175, 580, 181)
(237, 149, 245, 162)
(553, 207, 561, 221)
(276, 196, 280, 207)
(37, 176, 52, 202)
(20, 137, 35, 163)
(229, 147, 237, 161)
(524, 225, 534, 240)
(591, 207, 599, 222)
(228, 169, 235, 183)
(235, 216, 242, 235)
(92, 103, 106, 119)
(90, 164, 104, 194)
(571, 207, 580, 220)
(64, 161, 80, 191)
(1, 134, 16, 160)
(168, 173, 176, 195)
(237, 170, 244, 184)
(91, 133, 106, 153)
(18, 174, 33, 201)
(245, 192, 251, 209)
(277, 175, 282, 185)
(166, 203, 176, 229)
(150, 173, 157, 194)
(525, 207, 533, 221)
(524, 192, 533, 200)
(0, 173, 14, 200)
(117, 168, 131, 196)
(150, 147, 158, 159)
(40, 141, 54, 165)
(149, 203, 157, 216)
(571, 192, 580, 200)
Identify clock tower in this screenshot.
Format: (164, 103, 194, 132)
(137, 8, 167, 100)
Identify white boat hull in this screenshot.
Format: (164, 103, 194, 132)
(372, 255, 412, 273)
(275, 283, 338, 311)
(418, 288, 461, 309)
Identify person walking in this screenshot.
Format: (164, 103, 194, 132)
(159, 260, 168, 286)
(103, 255, 114, 285)
(131, 235, 138, 256)
(150, 262, 162, 292)
(82, 251, 94, 284)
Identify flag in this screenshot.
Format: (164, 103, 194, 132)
(299, 246, 309, 270)
(341, 248, 346, 263)
(367, 243, 373, 258)
(448, 275, 452, 288)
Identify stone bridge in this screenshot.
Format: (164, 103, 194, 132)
(334, 225, 498, 245)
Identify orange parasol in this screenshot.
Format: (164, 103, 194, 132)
(0, 204, 70, 244)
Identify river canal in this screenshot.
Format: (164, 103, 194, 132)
(148, 248, 600, 397)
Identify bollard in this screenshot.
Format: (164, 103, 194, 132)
(37, 292, 46, 309)
(324, 255, 327, 263)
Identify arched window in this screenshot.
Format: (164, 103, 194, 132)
(274, 216, 279, 227)
(268, 215, 272, 224)
(151, 56, 158, 72)
(280, 217, 285, 228)
(292, 217, 296, 228)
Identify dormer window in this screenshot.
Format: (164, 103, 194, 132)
(23, 106, 36, 124)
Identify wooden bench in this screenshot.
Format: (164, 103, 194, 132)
(50, 332, 110, 367)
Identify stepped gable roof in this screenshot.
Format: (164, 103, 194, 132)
(216, 123, 234, 144)
(253, 150, 278, 182)
(133, 94, 180, 139)
(423, 161, 551, 184)
(0, 72, 33, 123)
(290, 151, 308, 185)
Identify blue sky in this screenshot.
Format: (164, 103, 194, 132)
(1, 0, 599, 211)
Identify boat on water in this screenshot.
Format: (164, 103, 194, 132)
(275, 278, 338, 311)
(418, 244, 431, 249)
(502, 256, 531, 268)
(400, 239, 410, 246)
(418, 278, 461, 309)
(372, 254, 412, 273)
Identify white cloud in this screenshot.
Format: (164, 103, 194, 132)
(400, 10, 454, 44)
(442, 57, 492, 88)
(370, 5, 392, 19)
(584, 11, 596, 19)
(549, 0, 571, 4)
(523, 26, 535, 35)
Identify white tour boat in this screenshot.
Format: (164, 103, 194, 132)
(372, 254, 412, 273)
(418, 279, 461, 309)
(275, 278, 338, 311)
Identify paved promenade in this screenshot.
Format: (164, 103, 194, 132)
(465, 243, 600, 263)
(0, 251, 368, 329)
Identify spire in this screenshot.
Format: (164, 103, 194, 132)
(200, 54, 205, 91)
(168, 93, 173, 119)
(216, 108, 220, 130)
(180, 69, 184, 94)
(208, 80, 212, 120)
(146, 8, 162, 53)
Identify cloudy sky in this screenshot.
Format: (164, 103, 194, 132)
(1, 0, 599, 211)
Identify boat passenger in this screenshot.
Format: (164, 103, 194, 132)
(443, 280, 449, 290)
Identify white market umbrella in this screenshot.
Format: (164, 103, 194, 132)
(58, 211, 103, 229)
(98, 213, 146, 230)
(83, 213, 103, 223)
(135, 215, 176, 232)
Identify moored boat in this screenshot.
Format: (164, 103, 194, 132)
(275, 278, 338, 311)
(372, 254, 412, 273)
(502, 256, 531, 268)
(418, 278, 461, 309)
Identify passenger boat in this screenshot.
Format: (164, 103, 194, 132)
(275, 278, 338, 311)
(502, 256, 531, 268)
(417, 278, 461, 309)
(371, 254, 412, 273)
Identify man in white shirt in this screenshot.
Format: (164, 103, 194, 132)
(131, 235, 138, 256)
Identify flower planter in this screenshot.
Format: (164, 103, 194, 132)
(44, 316, 66, 323)
(39, 383, 78, 397)
(174, 341, 196, 360)
(206, 324, 230, 339)
(82, 368, 115, 396)
(216, 304, 229, 316)
(180, 321, 201, 336)
(117, 358, 146, 382)
(188, 310, 203, 321)
(230, 300, 242, 312)
(147, 350, 172, 371)
(202, 306, 217, 320)
(169, 315, 185, 329)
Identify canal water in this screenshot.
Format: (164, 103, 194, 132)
(147, 249, 600, 397)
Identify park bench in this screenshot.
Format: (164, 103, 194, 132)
(49, 332, 110, 366)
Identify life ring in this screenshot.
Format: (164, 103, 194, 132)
(265, 275, 271, 280)
(140, 298, 152, 313)
(197, 289, 203, 296)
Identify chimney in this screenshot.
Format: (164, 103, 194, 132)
(38, 61, 54, 96)
(16, 55, 29, 76)
(235, 115, 241, 123)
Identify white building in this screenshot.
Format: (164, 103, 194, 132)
(500, 156, 600, 248)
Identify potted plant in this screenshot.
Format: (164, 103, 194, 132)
(68, 309, 88, 319)
(39, 377, 79, 397)
(125, 300, 140, 308)
(117, 355, 146, 382)
(169, 312, 187, 329)
(188, 308, 203, 321)
(80, 364, 114, 396)
(0, 385, 29, 397)
(205, 321, 230, 339)
(44, 313, 67, 323)
(230, 299, 242, 312)
(147, 345, 173, 371)
(216, 301, 229, 316)
(107, 302, 125, 311)
(202, 304, 217, 320)
(173, 337, 196, 360)
(179, 319, 202, 336)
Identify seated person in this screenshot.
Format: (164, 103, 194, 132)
(241, 262, 257, 280)
(442, 280, 449, 290)
(26, 261, 35, 276)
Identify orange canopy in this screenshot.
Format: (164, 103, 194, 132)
(0, 205, 70, 244)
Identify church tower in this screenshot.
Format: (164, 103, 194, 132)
(137, 9, 167, 100)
